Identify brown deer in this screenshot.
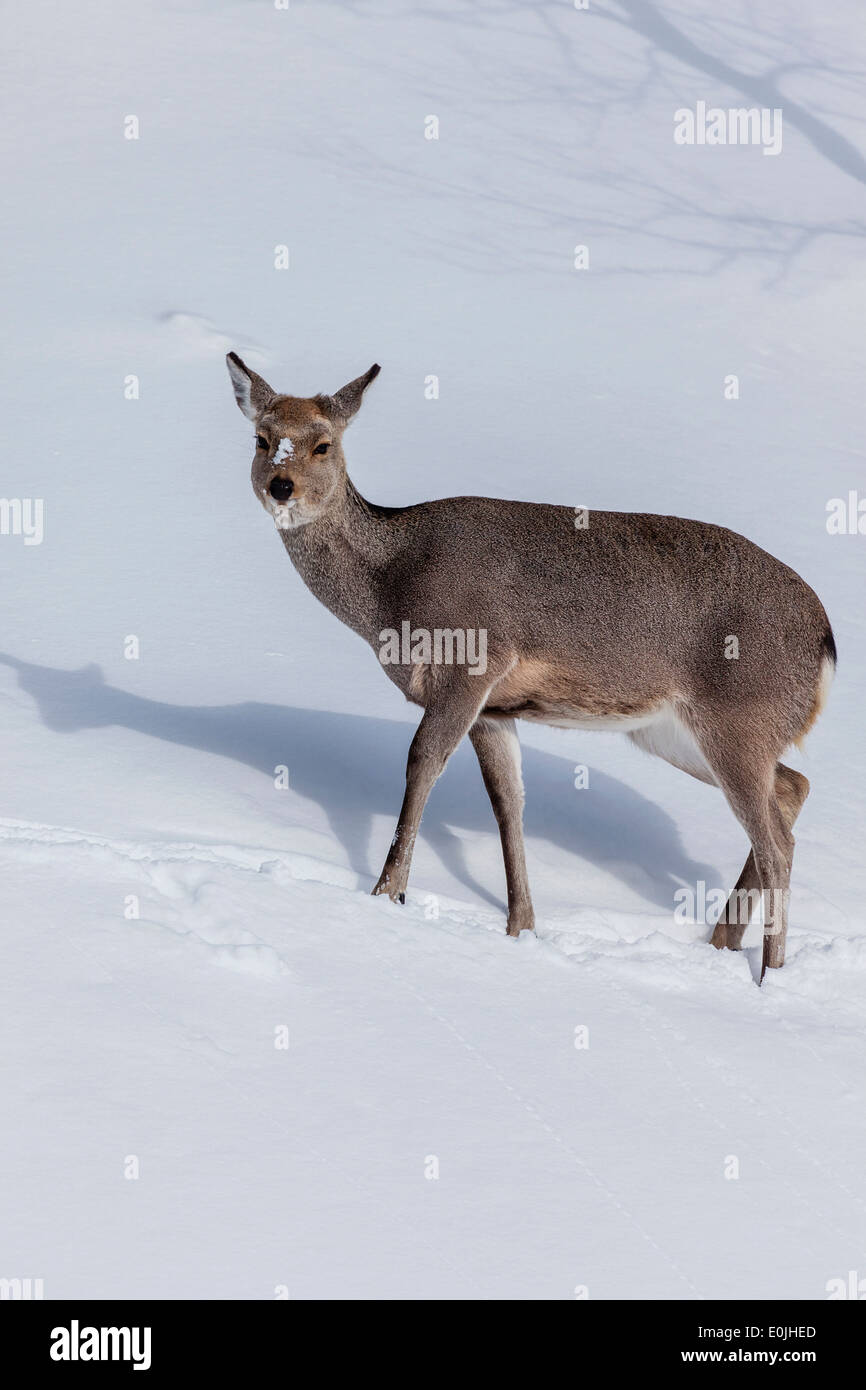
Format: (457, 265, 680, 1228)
(227, 353, 835, 977)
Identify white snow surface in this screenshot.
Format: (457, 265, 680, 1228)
(2, 0, 865, 1299)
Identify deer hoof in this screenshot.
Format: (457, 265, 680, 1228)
(371, 874, 406, 904)
(506, 913, 535, 938)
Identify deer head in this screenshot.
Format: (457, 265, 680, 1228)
(226, 353, 380, 530)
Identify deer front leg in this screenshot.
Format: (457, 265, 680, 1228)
(470, 716, 535, 936)
(372, 680, 490, 906)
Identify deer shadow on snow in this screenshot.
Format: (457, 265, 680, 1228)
(0, 653, 718, 917)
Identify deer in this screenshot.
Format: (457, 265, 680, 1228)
(226, 353, 835, 978)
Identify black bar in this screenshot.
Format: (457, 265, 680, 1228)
(3, 1299, 864, 1375)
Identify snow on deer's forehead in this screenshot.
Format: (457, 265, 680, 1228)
(273, 437, 294, 464)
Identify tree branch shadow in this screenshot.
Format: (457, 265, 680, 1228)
(304, 0, 866, 281)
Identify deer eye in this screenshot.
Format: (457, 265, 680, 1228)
(313, 442, 330, 456)
(255, 435, 268, 450)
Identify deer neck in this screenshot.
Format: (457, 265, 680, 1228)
(278, 475, 398, 643)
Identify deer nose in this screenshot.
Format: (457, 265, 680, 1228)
(269, 475, 294, 502)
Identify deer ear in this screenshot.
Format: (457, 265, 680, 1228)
(226, 352, 275, 422)
(320, 363, 381, 426)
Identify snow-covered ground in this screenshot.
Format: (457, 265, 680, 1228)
(2, 0, 865, 1299)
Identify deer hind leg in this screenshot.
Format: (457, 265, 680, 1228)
(711, 763, 809, 954)
(372, 678, 490, 907)
(470, 717, 535, 937)
(693, 729, 794, 976)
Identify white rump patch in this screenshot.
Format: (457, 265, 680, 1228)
(795, 652, 835, 750)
